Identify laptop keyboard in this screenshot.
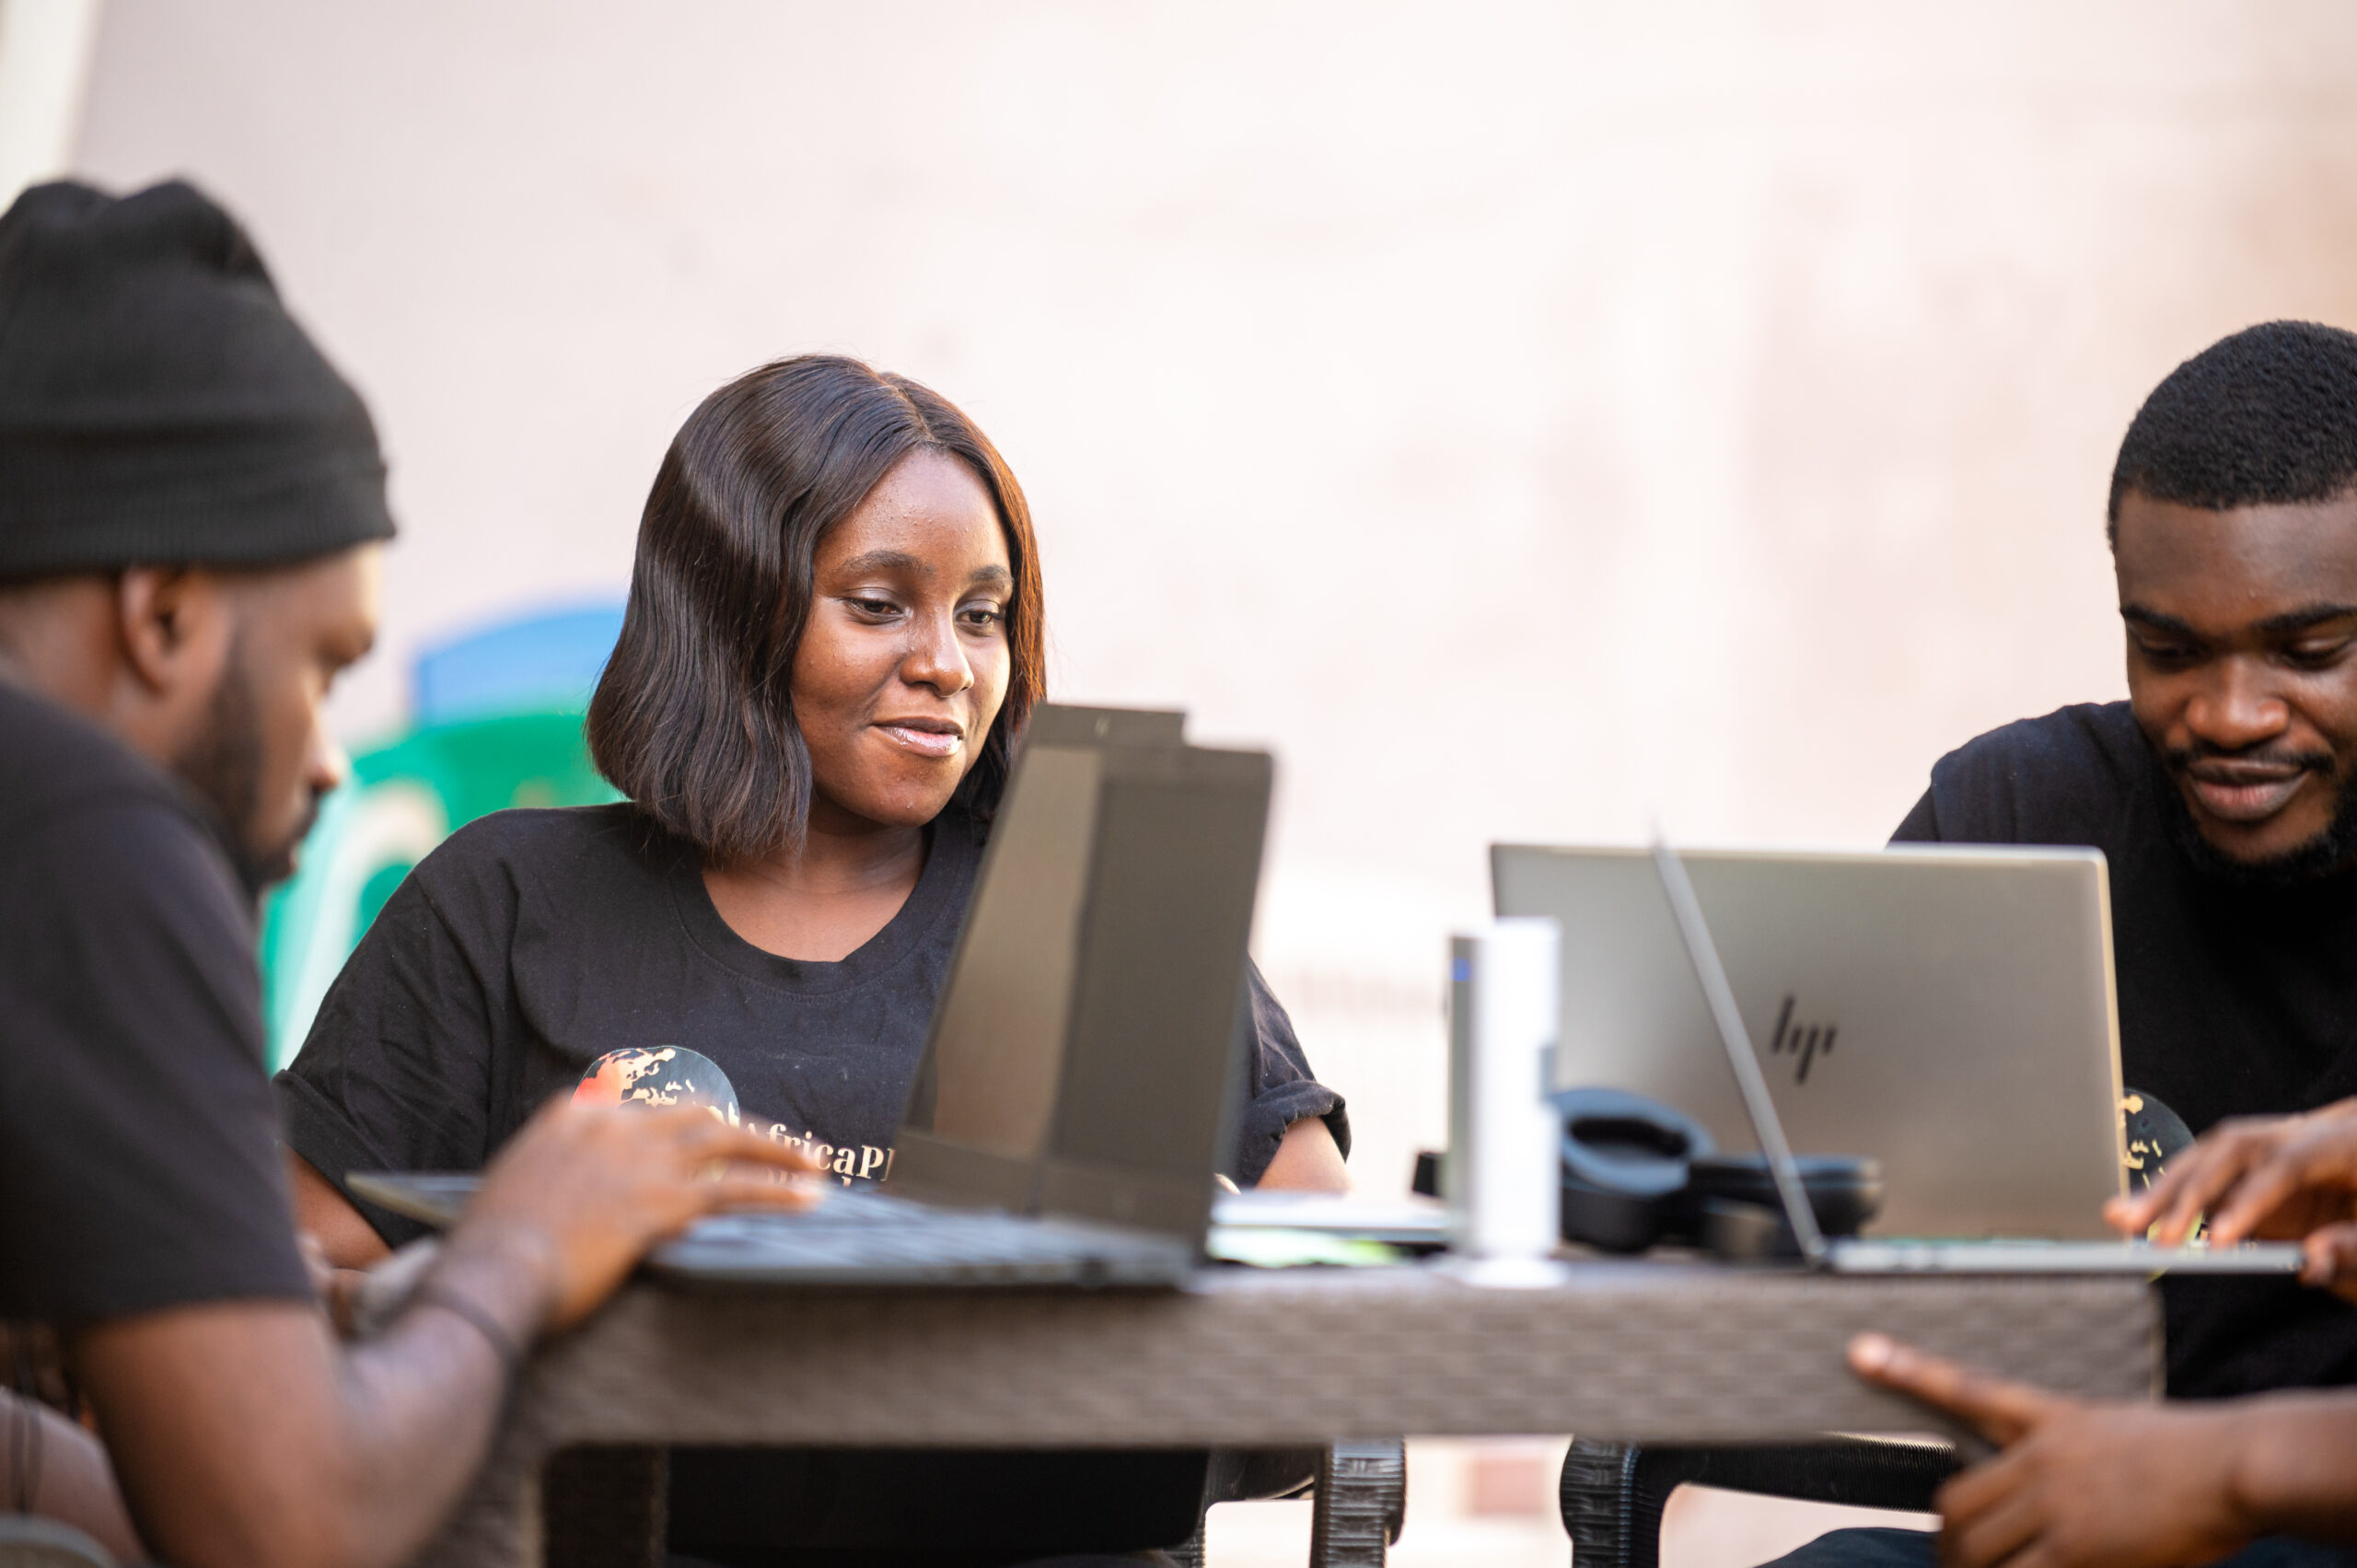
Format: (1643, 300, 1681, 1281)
(654, 1193, 1190, 1281)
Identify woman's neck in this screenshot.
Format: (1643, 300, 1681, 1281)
(701, 807, 929, 962)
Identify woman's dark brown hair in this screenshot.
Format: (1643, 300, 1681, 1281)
(586, 354, 1046, 860)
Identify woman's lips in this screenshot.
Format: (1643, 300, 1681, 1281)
(877, 723, 963, 759)
(2185, 769, 2310, 824)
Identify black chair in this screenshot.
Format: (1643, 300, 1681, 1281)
(545, 1439, 1406, 1568)
(1172, 1440, 1408, 1568)
(1559, 1437, 1956, 1568)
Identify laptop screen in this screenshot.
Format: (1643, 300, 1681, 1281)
(893, 726, 1270, 1239)
(916, 742, 1100, 1160)
(1046, 752, 1265, 1188)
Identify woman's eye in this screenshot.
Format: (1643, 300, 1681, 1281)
(959, 605, 1005, 631)
(849, 597, 900, 619)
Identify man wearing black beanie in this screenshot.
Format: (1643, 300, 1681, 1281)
(0, 180, 819, 1568)
(0, 177, 399, 890)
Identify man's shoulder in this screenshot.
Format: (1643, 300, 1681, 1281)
(0, 682, 188, 832)
(1910, 701, 2152, 845)
(0, 684, 243, 926)
(1932, 701, 2144, 784)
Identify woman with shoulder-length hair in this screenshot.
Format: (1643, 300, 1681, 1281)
(282, 353, 1344, 1239)
(276, 354, 1349, 1561)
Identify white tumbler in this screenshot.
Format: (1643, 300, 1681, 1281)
(1445, 917, 1563, 1285)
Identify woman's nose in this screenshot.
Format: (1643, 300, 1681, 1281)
(901, 611, 973, 695)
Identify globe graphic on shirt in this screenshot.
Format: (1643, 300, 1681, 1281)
(574, 1046, 741, 1126)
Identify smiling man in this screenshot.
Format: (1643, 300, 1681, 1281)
(1896, 320, 2357, 1400)
(2114, 486, 2357, 875)
(1745, 327, 2357, 1568)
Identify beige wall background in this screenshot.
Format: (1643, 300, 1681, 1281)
(64, 0, 2357, 1196)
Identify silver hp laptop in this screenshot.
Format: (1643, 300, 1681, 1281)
(1496, 841, 2133, 1239)
(1644, 838, 2300, 1275)
(356, 704, 1273, 1288)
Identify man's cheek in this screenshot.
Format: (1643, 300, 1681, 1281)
(2123, 679, 2182, 748)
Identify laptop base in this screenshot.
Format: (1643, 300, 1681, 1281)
(1824, 1237, 2305, 1275)
(348, 1173, 1195, 1289)
(649, 1191, 1193, 1288)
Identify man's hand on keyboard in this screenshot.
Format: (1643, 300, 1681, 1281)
(458, 1097, 828, 1331)
(2105, 1098, 2357, 1299)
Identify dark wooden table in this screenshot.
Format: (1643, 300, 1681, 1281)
(412, 1260, 2161, 1568)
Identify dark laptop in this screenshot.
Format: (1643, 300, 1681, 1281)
(353, 704, 1272, 1288)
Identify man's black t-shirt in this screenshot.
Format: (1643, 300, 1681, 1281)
(278, 801, 1349, 1245)
(0, 683, 311, 1324)
(1896, 701, 2357, 1398)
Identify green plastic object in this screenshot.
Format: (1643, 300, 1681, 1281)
(259, 710, 621, 1070)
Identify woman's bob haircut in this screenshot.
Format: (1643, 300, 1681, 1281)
(586, 354, 1046, 862)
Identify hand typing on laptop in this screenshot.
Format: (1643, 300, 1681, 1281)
(2107, 1099, 2357, 1300)
(1837, 1101, 2357, 1568)
(450, 1096, 828, 1330)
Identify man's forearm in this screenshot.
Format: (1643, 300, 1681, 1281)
(84, 1101, 815, 1568)
(322, 1230, 552, 1564)
(2225, 1391, 2357, 1545)
(75, 1230, 553, 1568)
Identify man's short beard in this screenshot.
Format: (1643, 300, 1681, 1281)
(173, 635, 311, 893)
(2155, 746, 2357, 890)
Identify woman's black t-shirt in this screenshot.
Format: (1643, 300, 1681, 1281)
(280, 798, 1338, 1561)
(277, 799, 1347, 1243)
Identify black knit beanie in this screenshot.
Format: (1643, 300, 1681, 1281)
(0, 179, 394, 575)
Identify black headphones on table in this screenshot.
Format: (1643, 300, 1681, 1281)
(1552, 1086, 1881, 1257)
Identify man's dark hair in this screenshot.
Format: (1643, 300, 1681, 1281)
(2108, 319, 2357, 545)
(586, 355, 1046, 862)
